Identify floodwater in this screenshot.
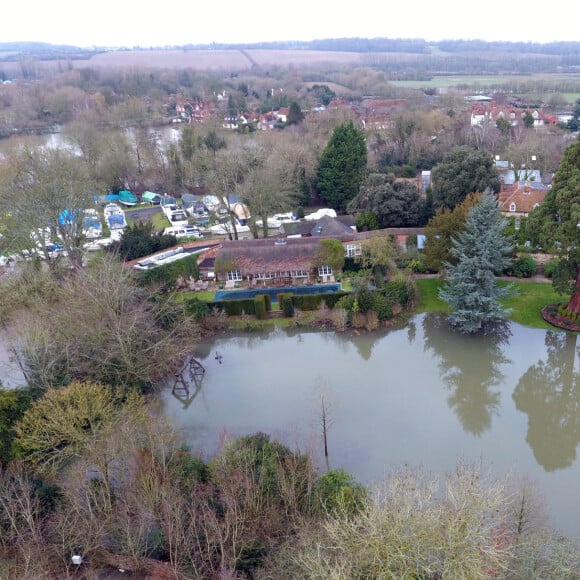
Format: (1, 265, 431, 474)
(160, 313, 580, 538)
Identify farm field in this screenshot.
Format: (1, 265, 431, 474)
(77, 49, 370, 70)
(390, 72, 580, 93)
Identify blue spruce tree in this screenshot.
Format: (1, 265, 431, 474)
(439, 190, 513, 334)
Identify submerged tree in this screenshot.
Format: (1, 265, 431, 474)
(439, 190, 513, 334)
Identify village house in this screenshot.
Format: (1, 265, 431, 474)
(212, 234, 369, 287)
(470, 101, 559, 129)
(498, 179, 550, 219)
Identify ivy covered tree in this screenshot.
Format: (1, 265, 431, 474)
(347, 172, 425, 228)
(316, 120, 367, 211)
(439, 190, 514, 334)
(431, 145, 500, 210)
(528, 135, 580, 316)
(423, 192, 482, 272)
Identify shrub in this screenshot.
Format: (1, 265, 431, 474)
(506, 255, 537, 278)
(384, 276, 415, 308)
(254, 295, 267, 320)
(354, 286, 374, 313)
(372, 292, 393, 320)
(314, 468, 366, 515)
(263, 293, 272, 312)
(185, 297, 210, 321)
(543, 258, 560, 279)
(278, 293, 294, 317)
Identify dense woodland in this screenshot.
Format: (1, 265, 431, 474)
(0, 42, 579, 577)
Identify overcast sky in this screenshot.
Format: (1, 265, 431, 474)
(4, 0, 579, 48)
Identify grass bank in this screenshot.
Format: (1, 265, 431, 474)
(176, 278, 565, 331)
(415, 278, 565, 329)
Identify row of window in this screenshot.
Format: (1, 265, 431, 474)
(225, 243, 362, 281)
(227, 266, 334, 281)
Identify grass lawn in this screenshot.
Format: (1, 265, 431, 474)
(174, 278, 566, 331)
(415, 278, 566, 329)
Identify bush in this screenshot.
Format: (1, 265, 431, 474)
(543, 257, 560, 279)
(278, 293, 294, 317)
(372, 292, 393, 320)
(254, 295, 267, 320)
(506, 255, 537, 278)
(354, 286, 374, 313)
(263, 293, 272, 312)
(211, 298, 256, 316)
(384, 276, 415, 308)
(314, 468, 366, 515)
(185, 297, 210, 320)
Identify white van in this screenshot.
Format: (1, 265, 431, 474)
(163, 225, 203, 239)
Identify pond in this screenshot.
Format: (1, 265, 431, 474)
(160, 313, 580, 538)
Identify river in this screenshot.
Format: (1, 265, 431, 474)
(159, 314, 580, 538)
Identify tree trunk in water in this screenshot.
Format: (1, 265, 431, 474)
(568, 269, 580, 315)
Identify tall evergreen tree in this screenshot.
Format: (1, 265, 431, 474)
(439, 190, 513, 334)
(528, 135, 580, 315)
(316, 120, 367, 211)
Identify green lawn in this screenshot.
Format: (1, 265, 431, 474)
(415, 278, 565, 329)
(175, 278, 565, 331)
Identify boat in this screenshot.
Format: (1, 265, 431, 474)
(103, 203, 127, 230)
(208, 219, 251, 236)
(82, 209, 103, 239)
(118, 190, 138, 207)
(256, 212, 295, 229)
(164, 207, 189, 227)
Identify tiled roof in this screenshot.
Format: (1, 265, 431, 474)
(499, 181, 549, 214)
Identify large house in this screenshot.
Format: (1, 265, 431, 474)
(214, 236, 350, 286)
(471, 101, 558, 128)
(498, 180, 549, 218)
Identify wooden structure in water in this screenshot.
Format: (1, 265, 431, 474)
(172, 355, 205, 407)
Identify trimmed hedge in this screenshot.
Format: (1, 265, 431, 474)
(254, 295, 267, 320)
(278, 293, 295, 317)
(210, 298, 256, 316)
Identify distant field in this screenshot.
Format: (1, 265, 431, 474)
(390, 73, 580, 92)
(78, 49, 369, 70)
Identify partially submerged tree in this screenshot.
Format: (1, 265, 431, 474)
(439, 190, 513, 333)
(528, 135, 580, 316)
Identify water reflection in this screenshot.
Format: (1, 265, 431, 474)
(422, 313, 512, 436)
(159, 315, 580, 536)
(513, 332, 580, 471)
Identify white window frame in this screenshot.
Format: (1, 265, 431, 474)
(227, 270, 242, 281)
(318, 265, 333, 276)
(345, 243, 361, 257)
(291, 270, 308, 278)
(255, 272, 274, 280)
(509, 202, 516, 212)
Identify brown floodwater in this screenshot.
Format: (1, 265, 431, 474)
(159, 313, 580, 538)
